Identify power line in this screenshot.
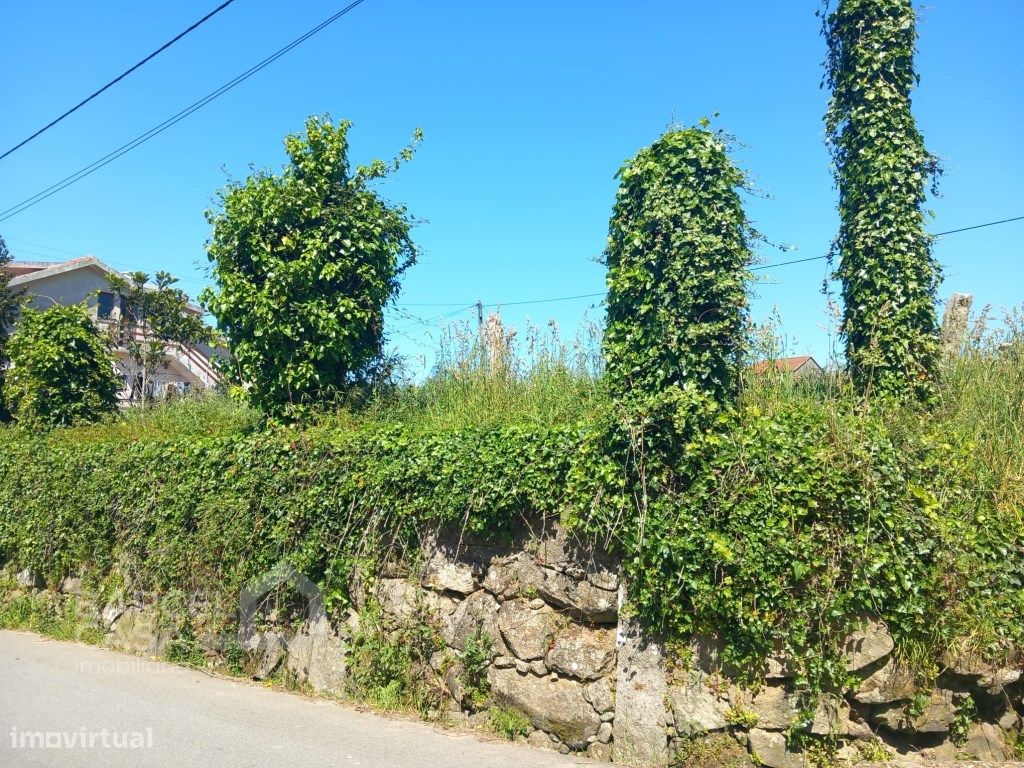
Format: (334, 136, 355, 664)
(751, 254, 827, 271)
(394, 304, 477, 333)
(3, 237, 82, 257)
(4, 240, 211, 288)
(0, 0, 369, 223)
(933, 215, 1024, 237)
(746, 215, 1024, 272)
(9, 212, 1020, 320)
(0, 0, 236, 162)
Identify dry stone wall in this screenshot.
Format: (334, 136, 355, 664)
(5, 522, 1024, 766)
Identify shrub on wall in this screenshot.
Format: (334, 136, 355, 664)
(2, 304, 119, 428)
(1, 397, 1019, 697)
(202, 116, 421, 416)
(602, 121, 754, 442)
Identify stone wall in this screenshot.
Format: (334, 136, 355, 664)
(5, 522, 1024, 766)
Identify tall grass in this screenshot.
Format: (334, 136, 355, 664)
(320, 316, 607, 433)
(935, 306, 1024, 518)
(10, 306, 1021, 507)
(741, 305, 1024, 528)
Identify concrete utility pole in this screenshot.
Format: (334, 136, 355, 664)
(940, 292, 973, 362)
(486, 312, 504, 374)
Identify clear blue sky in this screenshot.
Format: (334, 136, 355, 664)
(2, 1, 1022, 375)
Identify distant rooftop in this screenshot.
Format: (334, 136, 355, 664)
(750, 355, 821, 375)
(5, 256, 203, 314)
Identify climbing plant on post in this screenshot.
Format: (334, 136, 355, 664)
(572, 122, 754, 557)
(823, 0, 941, 401)
(603, 122, 754, 449)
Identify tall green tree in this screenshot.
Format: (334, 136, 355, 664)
(0, 236, 25, 421)
(823, 0, 941, 400)
(202, 116, 420, 416)
(603, 122, 754, 442)
(107, 270, 212, 404)
(4, 303, 119, 428)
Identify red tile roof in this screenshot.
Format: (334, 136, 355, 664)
(750, 355, 816, 375)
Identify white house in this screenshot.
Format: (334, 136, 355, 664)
(5, 256, 221, 401)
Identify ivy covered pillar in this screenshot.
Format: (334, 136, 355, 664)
(823, 0, 942, 400)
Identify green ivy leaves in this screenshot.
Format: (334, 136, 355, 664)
(822, 0, 942, 401)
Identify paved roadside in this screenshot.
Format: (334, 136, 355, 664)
(0, 629, 593, 767)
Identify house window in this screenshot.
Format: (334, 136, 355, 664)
(97, 291, 115, 320)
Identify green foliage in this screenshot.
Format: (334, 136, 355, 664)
(60, 392, 261, 443)
(725, 706, 760, 729)
(488, 705, 532, 739)
(949, 694, 978, 746)
(1007, 728, 1024, 761)
(0, 236, 26, 422)
(347, 601, 444, 715)
(3, 303, 119, 428)
(603, 122, 754, 442)
(674, 732, 756, 768)
(571, 360, 1024, 693)
(106, 270, 213, 404)
(855, 738, 894, 764)
(202, 116, 420, 416)
(822, 0, 942, 400)
(0, 585, 102, 644)
(582, 123, 757, 602)
(0, 316, 1020, 704)
(460, 628, 492, 710)
(165, 615, 207, 668)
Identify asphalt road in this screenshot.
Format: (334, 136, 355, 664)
(0, 630, 593, 767)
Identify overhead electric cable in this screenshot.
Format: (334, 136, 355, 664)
(0, 0, 237, 161)
(0, 0, 369, 223)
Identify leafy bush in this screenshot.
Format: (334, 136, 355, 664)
(202, 116, 420, 416)
(3, 303, 119, 427)
(603, 122, 753, 440)
(0, 236, 25, 422)
(460, 628, 492, 711)
(347, 601, 445, 715)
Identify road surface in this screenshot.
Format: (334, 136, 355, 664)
(0, 630, 593, 767)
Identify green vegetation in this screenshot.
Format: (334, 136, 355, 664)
(949, 693, 978, 746)
(674, 732, 755, 768)
(822, 0, 942, 400)
(0, 309, 1021, 703)
(0, 584, 104, 645)
(725, 706, 759, 729)
(3, 303, 120, 428)
(603, 121, 753, 439)
(164, 615, 207, 668)
(460, 628, 492, 711)
(346, 601, 445, 715)
(488, 705, 532, 740)
(202, 116, 421, 417)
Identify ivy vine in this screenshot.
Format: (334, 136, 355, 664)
(822, 0, 942, 401)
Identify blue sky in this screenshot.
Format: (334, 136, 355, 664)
(2, 1, 1021, 376)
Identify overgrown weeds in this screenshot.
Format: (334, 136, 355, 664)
(346, 601, 446, 717)
(488, 705, 532, 739)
